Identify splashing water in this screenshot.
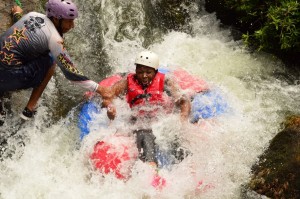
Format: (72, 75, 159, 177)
(0, 0, 299, 199)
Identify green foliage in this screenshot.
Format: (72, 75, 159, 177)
(225, 0, 300, 53)
(15, 0, 22, 8)
(267, 1, 300, 49)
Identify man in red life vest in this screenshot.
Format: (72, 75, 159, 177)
(101, 51, 191, 168)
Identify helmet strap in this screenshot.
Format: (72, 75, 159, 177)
(58, 19, 63, 37)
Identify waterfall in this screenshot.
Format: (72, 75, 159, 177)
(0, 0, 299, 198)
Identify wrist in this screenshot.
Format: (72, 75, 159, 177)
(96, 85, 103, 94)
(107, 103, 114, 110)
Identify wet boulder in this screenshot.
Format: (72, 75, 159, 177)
(143, 0, 194, 31)
(248, 116, 300, 199)
(0, 0, 40, 34)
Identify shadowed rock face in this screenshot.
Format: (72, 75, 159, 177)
(0, 0, 40, 34)
(143, 0, 194, 32)
(0, 0, 15, 34)
(249, 116, 300, 199)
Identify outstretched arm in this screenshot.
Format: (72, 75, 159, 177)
(165, 77, 191, 121)
(96, 78, 127, 120)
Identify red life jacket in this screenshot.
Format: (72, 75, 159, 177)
(126, 72, 174, 117)
(126, 72, 166, 108)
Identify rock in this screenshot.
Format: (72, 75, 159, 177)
(0, 0, 41, 34)
(144, 0, 194, 31)
(0, 0, 14, 34)
(248, 115, 300, 199)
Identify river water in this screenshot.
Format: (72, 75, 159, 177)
(0, 0, 299, 199)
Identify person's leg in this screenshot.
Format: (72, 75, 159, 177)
(25, 64, 56, 112)
(134, 129, 146, 161)
(17, 55, 55, 120)
(134, 129, 157, 163)
(142, 130, 157, 163)
(1, 54, 54, 119)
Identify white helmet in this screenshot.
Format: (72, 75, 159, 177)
(135, 51, 159, 70)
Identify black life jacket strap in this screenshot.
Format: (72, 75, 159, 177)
(130, 93, 152, 105)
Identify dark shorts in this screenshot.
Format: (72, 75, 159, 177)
(133, 129, 191, 166)
(0, 55, 53, 92)
(134, 129, 157, 163)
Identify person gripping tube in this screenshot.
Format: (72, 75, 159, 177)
(100, 51, 191, 168)
(0, 0, 107, 124)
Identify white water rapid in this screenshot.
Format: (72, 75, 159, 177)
(0, 0, 299, 199)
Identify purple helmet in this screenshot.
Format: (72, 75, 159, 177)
(46, 0, 78, 19)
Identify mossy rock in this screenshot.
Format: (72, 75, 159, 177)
(248, 116, 300, 198)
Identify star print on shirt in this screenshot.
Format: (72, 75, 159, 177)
(10, 27, 28, 44)
(1, 52, 15, 65)
(57, 53, 84, 75)
(3, 41, 14, 51)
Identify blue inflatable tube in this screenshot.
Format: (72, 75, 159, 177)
(78, 90, 227, 138)
(78, 101, 101, 140)
(190, 90, 227, 123)
(78, 91, 228, 169)
(78, 69, 228, 168)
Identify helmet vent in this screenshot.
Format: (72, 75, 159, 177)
(146, 57, 149, 59)
(46, 0, 78, 19)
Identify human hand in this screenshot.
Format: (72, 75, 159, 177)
(180, 112, 190, 123)
(107, 104, 116, 120)
(83, 91, 94, 100)
(11, 6, 23, 15)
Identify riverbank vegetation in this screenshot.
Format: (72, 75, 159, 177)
(205, 0, 300, 67)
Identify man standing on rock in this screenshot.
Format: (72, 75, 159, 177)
(0, 0, 107, 126)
